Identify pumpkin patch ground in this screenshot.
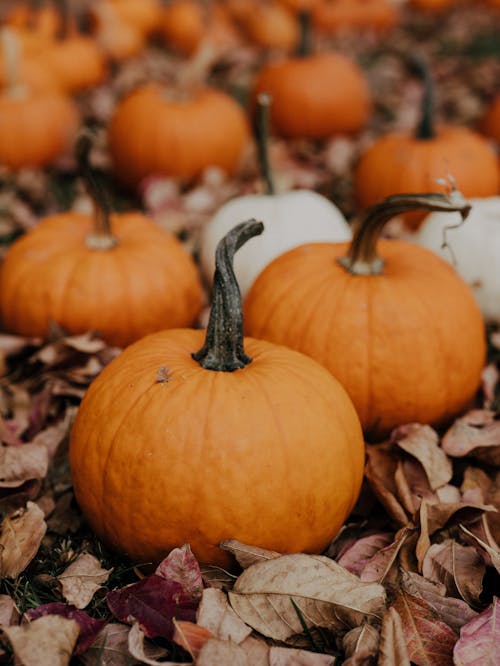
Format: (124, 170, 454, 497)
(0, 1, 499, 664)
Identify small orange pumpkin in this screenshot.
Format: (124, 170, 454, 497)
(108, 0, 163, 37)
(0, 136, 203, 347)
(108, 83, 250, 188)
(239, 1, 299, 51)
(89, 1, 146, 62)
(69, 220, 365, 566)
(312, 0, 399, 33)
(244, 191, 486, 440)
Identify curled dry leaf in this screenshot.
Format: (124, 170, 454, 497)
(0, 443, 48, 488)
(26, 603, 106, 654)
(364, 446, 409, 527)
(0, 595, 20, 627)
(359, 526, 414, 584)
(422, 539, 485, 607)
(199, 564, 237, 590)
(197, 638, 249, 666)
(453, 597, 499, 666)
(155, 543, 203, 601)
(197, 588, 252, 644)
(442, 410, 500, 466)
(459, 524, 500, 574)
(228, 554, 386, 642)
(220, 539, 282, 569)
(172, 619, 212, 659)
(2, 615, 79, 666)
(127, 623, 177, 666)
(378, 607, 410, 666)
(58, 553, 113, 609)
(0, 501, 47, 578)
(337, 532, 393, 576)
(391, 424, 453, 490)
(79, 623, 131, 666)
(343, 624, 379, 662)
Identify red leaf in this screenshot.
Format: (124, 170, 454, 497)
(453, 597, 500, 665)
(106, 574, 198, 639)
(155, 544, 203, 601)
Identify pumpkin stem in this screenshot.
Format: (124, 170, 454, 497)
(54, 0, 71, 39)
(0, 28, 27, 98)
(338, 189, 471, 275)
(193, 220, 264, 372)
(410, 56, 435, 140)
(76, 132, 118, 250)
(255, 92, 275, 196)
(296, 10, 312, 57)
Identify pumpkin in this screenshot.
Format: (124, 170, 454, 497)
(69, 220, 365, 567)
(108, 83, 250, 188)
(0, 27, 60, 92)
(354, 59, 500, 229)
(0, 135, 203, 346)
(481, 94, 500, 145)
(411, 196, 500, 324)
(89, 1, 146, 62)
(239, 2, 299, 51)
(3, 2, 61, 39)
(244, 191, 486, 440)
(108, 0, 163, 37)
(409, 0, 456, 10)
(251, 13, 371, 139)
(312, 0, 399, 34)
(200, 93, 351, 295)
(0, 29, 79, 170)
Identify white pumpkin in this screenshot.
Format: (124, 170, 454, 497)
(413, 196, 500, 323)
(199, 189, 352, 296)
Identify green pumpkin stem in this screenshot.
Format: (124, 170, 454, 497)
(296, 10, 312, 57)
(338, 190, 471, 276)
(411, 56, 435, 140)
(193, 220, 264, 372)
(76, 132, 118, 250)
(255, 92, 275, 196)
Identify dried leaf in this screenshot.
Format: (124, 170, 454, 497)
(220, 539, 282, 568)
(442, 411, 500, 466)
(107, 574, 198, 639)
(228, 554, 386, 641)
(337, 533, 393, 576)
(453, 597, 499, 666)
(360, 527, 414, 584)
(240, 635, 270, 664)
(197, 638, 249, 666)
(127, 623, 177, 666)
(79, 623, 131, 666)
(0, 595, 20, 627)
(378, 607, 410, 666)
(0, 443, 48, 488)
(0, 501, 47, 577)
(58, 553, 112, 609)
(459, 524, 500, 574)
(155, 543, 203, 600)
(172, 619, 212, 658)
(197, 587, 252, 644)
(269, 646, 336, 664)
(343, 624, 379, 662)
(392, 590, 457, 666)
(2, 614, 79, 666)
(200, 564, 237, 591)
(392, 424, 452, 490)
(365, 447, 409, 527)
(424, 501, 496, 536)
(422, 539, 485, 606)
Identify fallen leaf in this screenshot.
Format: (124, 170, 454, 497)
(392, 590, 457, 666)
(78, 623, 131, 666)
(240, 635, 270, 664)
(200, 564, 237, 590)
(197, 587, 252, 644)
(155, 543, 203, 601)
(337, 533, 393, 576)
(378, 607, 410, 666)
(0, 501, 47, 577)
(424, 501, 496, 536)
(459, 524, 500, 574)
(342, 623, 379, 662)
(220, 539, 282, 568)
(453, 597, 499, 666)
(107, 574, 198, 639)
(58, 553, 112, 609)
(46, 492, 83, 535)
(442, 410, 500, 466)
(269, 646, 336, 665)
(172, 619, 212, 658)
(0, 443, 48, 488)
(422, 539, 485, 606)
(31, 407, 77, 459)
(228, 554, 386, 641)
(197, 638, 249, 666)
(359, 526, 414, 584)
(365, 446, 409, 527)
(392, 424, 452, 490)
(0, 595, 20, 627)
(127, 623, 179, 666)
(2, 614, 79, 666)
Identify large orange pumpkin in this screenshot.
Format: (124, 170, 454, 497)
(244, 191, 486, 440)
(354, 60, 500, 229)
(108, 83, 250, 188)
(69, 220, 365, 566)
(0, 136, 202, 346)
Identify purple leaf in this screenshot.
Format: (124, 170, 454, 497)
(107, 574, 198, 639)
(453, 597, 500, 665)
(155, 544, 203, 601)
(26, 602, 106, 653)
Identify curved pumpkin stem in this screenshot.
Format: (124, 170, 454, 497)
(410, 56, 435, 140)
(296, 10, 312, 57)
(255, 92, 275, 195)
(193, 220, 264, 371)
(338, 189, 471, 276)
(76, 132, 118, 250)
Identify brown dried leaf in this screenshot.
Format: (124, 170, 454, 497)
(0, 501, 47, 577)
(79, 623, 131, 666)
(127, 623, 178, 666)
(360, 527, 414, 584)
(269, 646, 336, 665)
(0, 443, 48, 488)
(197, 638, 249, 666)
(31, 407, 77, 459)
(459, 524, 500, 574)
(337, 533, 393, 576)
(392, 591, 456, 666)
(365, 447, 409, 527)
(442, 410, 500, 466)
(0, 595, 20, 627)
(422, 539, 485, 606)
(392, 424, 452, 490)
(240, 636, 269, 664)
(58, 553, 112, 609)
(228, 554, 386, 641)
(453, 597, 500, 666)
(220, 539, 282, 569)
(172, 619, 212, 659)
(197, 588, 252, 644)
(378, 607, 410, 666)
(2, 615, 79, 666)
(343, 624, 379, 662)
(424, 501, 496, 536)
(200, 564, 237, 591)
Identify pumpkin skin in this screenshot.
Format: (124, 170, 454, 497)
(0, 212, 203, 347)
(312, 0, 399, 34)
(40, 35, 107, 94)
(240, 2, 299, 51)
(244, 193, 486, 440)
(69, 221, 365, 566)
(481, 94, 500, 144)
(251, 52, 372, 139)
(108, 84, 250, 187)
(412, 197, 500, 324)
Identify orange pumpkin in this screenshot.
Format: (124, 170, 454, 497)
(4, 2, 61, 39)
(69, 220, 365, 566)
(251, 50, 372, 138)
(89, 1, 146, 62)
(39, 34, 107, 94)
(0, 27, 60, 92)
(354, 60, 500, 229)
(0, 136, 203, 346)
(239, 2, 299, 51)
(108, 0, 163, 37)
(312, 0, 399, 33)
(409, 0, 456, 10)
(244, 191, 486, 440)
(108, 83, 250, 187)
(481, 94, 500, 144)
